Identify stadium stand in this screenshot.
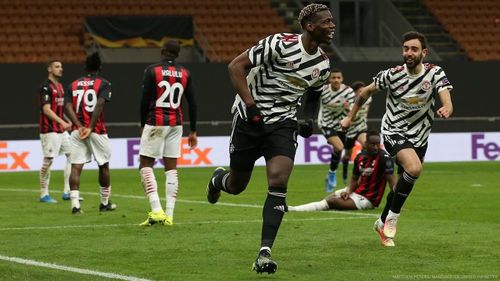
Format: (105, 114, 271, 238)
(392, 0, 467, 61)
(0, 0, 289, 63)
(422, 0, 500, 61)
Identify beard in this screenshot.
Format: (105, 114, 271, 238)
(404, 54, 422, 69)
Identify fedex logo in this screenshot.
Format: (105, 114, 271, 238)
(0, 142, 30, 170)
(127, 138, 212, 167)
(472, 134, 499, 160)
(303, 135, 366, 163)
(304, 135, 332, 163)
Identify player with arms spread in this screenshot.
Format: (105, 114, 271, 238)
(205, 3, 335, 274)
(341, 31, 453, 246)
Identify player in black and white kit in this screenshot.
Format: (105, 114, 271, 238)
(342, 80, 371, 184)
(206, 3, 335, 274)
(341, 31, 453, 246)
(317, 69, 355, 192)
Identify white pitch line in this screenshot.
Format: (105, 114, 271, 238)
(0, 216, 374, 232)
(0, 187, 378, 217)
(0, 254, 153, 281)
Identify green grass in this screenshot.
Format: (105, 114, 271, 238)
(0, 162, 499, 281)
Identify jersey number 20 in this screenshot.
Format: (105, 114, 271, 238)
(156, 81, 184, 109)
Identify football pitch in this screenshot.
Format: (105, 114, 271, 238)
(0, 162, 498, 281)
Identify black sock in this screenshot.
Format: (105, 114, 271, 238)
(329, 151, 341, 171)
(342, 158, 348, 180)
(261, 186, 287, 248)
(380, 190, 394, 223)
(212, 170, 230, 192)
(390, 172, 418, 213)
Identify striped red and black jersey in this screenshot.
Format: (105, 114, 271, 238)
(140, 60, 197, 131)
(65, 74, 112, 134)
(39, 79, 65, 134)
(352, 149, 394, 207)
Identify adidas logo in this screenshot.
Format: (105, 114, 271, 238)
(273, 205, 287, 212)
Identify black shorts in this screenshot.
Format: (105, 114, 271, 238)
(345, 130, 365, 150)
(344, 136, 356, 150)
(321, 127, 346, 143)
(229, 116, 298, 171)
(383, 134, 427, 174)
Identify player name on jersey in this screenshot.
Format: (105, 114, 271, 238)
(162, 69, 182, 78)
(77, 80, 95, 87)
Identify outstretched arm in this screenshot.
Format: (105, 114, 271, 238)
(340, 82, 377, 130)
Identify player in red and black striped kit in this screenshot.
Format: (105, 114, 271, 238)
(38, 59, 73, 203)
(138, 40, 197, 226)
(64, 52, 115, 214)
(288, 130, 396, 245)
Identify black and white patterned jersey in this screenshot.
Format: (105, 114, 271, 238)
(231, 33, 330, 124)
(347, 96, 371, 138)
(374, 63, 453, 147)
(317, 83, 355, 131)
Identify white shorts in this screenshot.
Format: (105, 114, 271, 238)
(70, 131, 110, 166)
(139, 124, 182, 159)
(334, 187, 374, 210)
(40, 132, 72, 158)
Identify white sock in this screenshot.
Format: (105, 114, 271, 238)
(39, 158, 53, 197)
(70, 190, 80, 209)
(288, 199, 329, 212)
(100, 186, 111, 205)
(387, 210, 400, 218)
(259, 246, 271, 254)
(165, 169, 178, 218)
(140, 167, 162, 212)
(63, 155, 71, 193)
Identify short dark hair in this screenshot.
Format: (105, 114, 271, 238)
(47, 59, 61, 68)
(162, 40, 180, 58)
(330, 68, 342, 73)
(298, 3, 329, 28)
(351, 81, 365, 92)
(402, 31, 427, 50)
(85, 52, 101, 72)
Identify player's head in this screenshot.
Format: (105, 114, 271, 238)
(329, 68, 343, 90)
(47, 60, 63, 79)
(298, 3, 335, 44)
(161, 40, 180, 60)
(364, 129, 381, 156)
(351, 81, 365, 96)
(351, 81, 366, 95)
(402, 31, 428, 70)
(85, 52, 101, 73)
